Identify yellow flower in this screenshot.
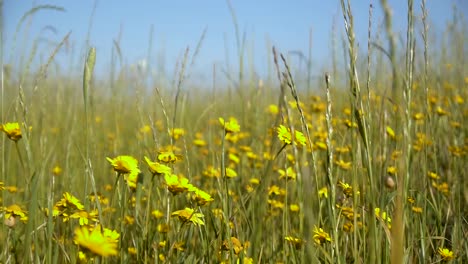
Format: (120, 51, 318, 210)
(289, 204, 300, 212)
(106, 155, 140, 174)
(386, 126, 396, 140)
(225, 167, 238, 178)
(432, 181, 450, 195)
(52, 165, 62, 176)
(157, 150, 183, 163)
(0, 122, 22, 141)
(191, 188, 214, 206)
(411, 206, 423, 213)
(344, 119, 358, 128)
(128, 247, 137, 255)
(3, 204, 28, 223)
(375, 208, 392, 228)
(219, 117, 240, 133)
(70, 210, 99, 226)
(387, 166, 397, 175)
(221, 237, 244, 255)
(152, 210, 164, 219)
(334, 159, 352, 170)
(285, 236, 306, 249)
(203, 166, 220, 178)
(427, 171, 440, 180)
(278, 167, 296, 180)
(144, 156, 171, 176)
(413, 112, 424, 121)
(435, 106, 448, 116)
(277, 125, 306, 146)
(74, 226, 118, 257)
(318, 186, 328, 198)
(170, 128, 185, 140)
(171, 207, 205, 226)
(266, 104, 279, 115)
(438, 247, 455, 261)
(193, 138, 207, 147)
(338, 181, 359, 197)
(55, 192, 85, 211)
(313, 226, 331, 245)
(165, 174, 194, 195)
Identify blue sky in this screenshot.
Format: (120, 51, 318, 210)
(3, 0, 465, 85)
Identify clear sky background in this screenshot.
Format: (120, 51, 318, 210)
(3, 0, 467, 86)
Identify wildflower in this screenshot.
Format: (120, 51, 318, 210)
(249, 178, 260, 185)
(386, 126, 396, 140)
(315, 141, 327, 150)
(128, 247, 137, 255)
(203, 166, 220, 178)
(225, 167, 238, 178)
(229, 153, 240, 164)
(266, 104, 279, 115)
(432, 181, 449, 195)
(165, 174, 194, 195)
(334, 159, 352, 170)
(78, 251, 88, 263)
(106, 155, 140, 174)
(344, 119, 358, 128)
(318, 187, 328, 198)
(123, 171, 140, 189)
(70, 210, 99, 226)
(157, 150, 182, 163)
(124, 215, 135, 225)
(144, 156, 171, 176)
(438, 247, 455, 261)
(173, 241, 185, 251)
(74, 226, 118, 257)
(313, 226, 331, 245)
(139, 125, 151, 134)
(55, 192, 85, 211)
(152, 210, 164, 219)
(337, 205, 360, 220)
(277, 125, 306, 146)
(268, 185, 285, 196)
(191, 188, 214, 206)
(387, 166, 397, 175)
(5, 185, 18, 193)
(427, 171, 440, 180)
(221, 237, 244, 255)
(3, 204, 28, 223)
(285, 236, 306, 249)
(375, 208, 392, 228)
(219, 117, 240, 133)
(0, 122, 22, 141)
(171, 207, 205, 226)
(335, 146, 350, 154)
(268, 199, 285, 209)
(289, 204, 300, 212)
(88, 192, 109, 206)
(52, 165, 62, 176)
(411, 206, 423, 213)
(413, 112, 424, 121)
(278, 167, 296, 180)
(435, 106, 448, 116)
(157, 223, 170, 233)
(170, 128, 185, 140)
(338, 181, 359, 197)
(193, 138, 207, 147)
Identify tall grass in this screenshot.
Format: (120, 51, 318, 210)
(1, 1, 467, 263)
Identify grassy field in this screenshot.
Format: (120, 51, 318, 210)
(1, 1, 467, 263)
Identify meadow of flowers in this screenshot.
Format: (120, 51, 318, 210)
(1, 1, 467, 263)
